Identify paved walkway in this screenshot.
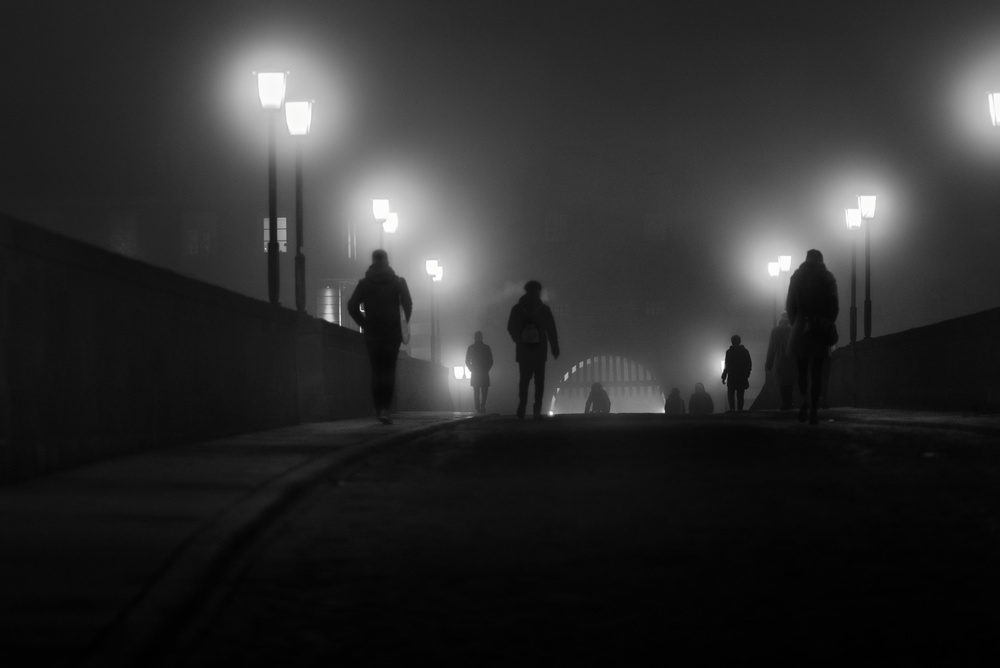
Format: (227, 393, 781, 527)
(0, 408, 997, 665)
(0, 412, 473, 667)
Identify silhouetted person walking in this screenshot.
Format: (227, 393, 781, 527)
(664, 387, 685, 415)
(584, 382, 611, 414)
(688, 382, 714, 415)
(348, 250, 413, 425)
(786, 249, 839, 425)
(465, 331, 494, 413)
(722, 335, 752, 411)
(507, 280, 559, 420)
(765, 313, 796, 410)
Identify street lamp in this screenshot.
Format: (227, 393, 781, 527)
(767, 260, 780, 327)
(256, 71, 287, 305)
(425, 260, 443, 365)
(845, 208, 862, 344)
(989, 92, 1000, 126)
(372, 199, 390, 250)
(285, 100, 312, 312)
(858, 194, 877, 339)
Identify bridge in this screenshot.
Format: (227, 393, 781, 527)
(1, 409, 998, 664)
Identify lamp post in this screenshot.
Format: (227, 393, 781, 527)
(285, 100, 312, 312)
(257, 72, 287, 306)
(858, 195, 877, 339)
(372, 199, 390, 250)
(425, 260, 443, 365)
(845, 208, 861, 344)
(767, 261, 780, 327)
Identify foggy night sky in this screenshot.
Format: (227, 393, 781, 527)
(3, 1, 1000, 408)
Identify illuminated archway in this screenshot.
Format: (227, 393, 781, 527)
(550, 354, 662, 414)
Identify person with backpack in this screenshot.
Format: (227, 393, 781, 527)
(506, 280, 560, 420)
(347, 249, 413, 425)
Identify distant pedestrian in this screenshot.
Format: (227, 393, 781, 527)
(786, 249, 839, 425)
(765, 313, 796, 410)
(664, 387, 685, 415)
(465, 331, 494, 414)
(506, 280, 560, 420)
(347, 250, 413, 425)
(721, 335, 752, 411)
(688, 382, 715, 415)
(584, 382, 611, 414)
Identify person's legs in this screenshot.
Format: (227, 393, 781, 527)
(736, 388, 745, 411)
(727, 385, 736, 411)
(472, 386, 482, 413)
(532, 360, 546, 417)
(796, 357, 809, 421)
(517, 361, 533, 419)
(366, 339, 400, 422)
(480, 386, 489, 413)
(809, 356, 825, 424)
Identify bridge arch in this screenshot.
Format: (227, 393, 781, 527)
(549, 353, 662, 414)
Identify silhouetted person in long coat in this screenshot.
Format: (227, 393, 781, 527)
(688, 382, 714, 415)
(465, 331, 494, 413)
(348, 249, 413, 424)
(765, 313, 796, 410)
(506, 280, 559, 420)
(722, 334, 752, 411)
(786, 249, 839, 425)
(664, 387, 685, 415)
(584, 382, 611, 414)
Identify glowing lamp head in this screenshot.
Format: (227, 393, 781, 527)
(767, 261, 780, 278)
(778, 255, 791, 273)
(453, 366, 465, 380)
(284, 100, 313, 136)
(989, 92, 1000, 127)
(256, 72, 287, 110)
(858, 195, 877, 219)
(382, 212, 398, 234)
(845, 208, 862, 230)
(433, 266, 444, 282)
(425, 259, 439, 276)
(372, 199, 390, 222)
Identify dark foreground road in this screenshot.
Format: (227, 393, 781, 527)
(157, 414, 1000, 666)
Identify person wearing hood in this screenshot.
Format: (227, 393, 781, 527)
(688, 382, 714, 415)
(584, 382, 611, 414)
(786, 248, 839, 425)
(721, 334, 752, 412)
(506, 280, 559, 420)
(348, 249, 413, 424)
(664, 387, 685, 415)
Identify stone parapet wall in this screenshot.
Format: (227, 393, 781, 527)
(0, 214, 452, 482)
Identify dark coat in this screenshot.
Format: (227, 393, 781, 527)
(765, 320, 796, 385)
(465, 342, 494, 388)
(688, 389, 714, 415)
(585, 388, 611, 414)
(506, 294, 559, 363)
(664, 391, 685, 415)
(786, 259, 839, 358)
(347, 263, 413, 342)
(722, 344, 752, 390)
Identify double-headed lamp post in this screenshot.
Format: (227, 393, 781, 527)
(767, 261, 780, 326)
(845, 208, 862, 344)
(257, 72, 287, 306)
(858, 195, 877, 339)
(285, 100, 312, 312)
(425, 260, 443, 365)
